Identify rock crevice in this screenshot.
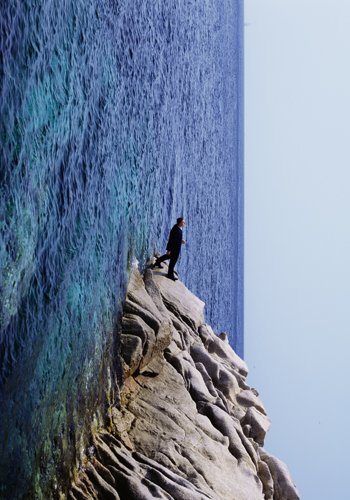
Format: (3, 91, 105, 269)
(70, 264, 299, 500)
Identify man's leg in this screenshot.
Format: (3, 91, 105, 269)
(154, 253, 170, 268)
(168, 253, 179, 279)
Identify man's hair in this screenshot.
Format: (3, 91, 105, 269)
(177, 217, 184, 224)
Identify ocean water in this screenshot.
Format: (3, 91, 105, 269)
(0, 0, 243, 497)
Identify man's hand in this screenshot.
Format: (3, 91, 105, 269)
(166, 250, 171, 255)
(182, 240, 186, 244)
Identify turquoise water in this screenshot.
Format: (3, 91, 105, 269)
(0, 0, 243, 497)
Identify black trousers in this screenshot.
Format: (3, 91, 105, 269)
(156, 251, 180, 278)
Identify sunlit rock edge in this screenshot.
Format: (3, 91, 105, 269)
(69, 262, 299, 500)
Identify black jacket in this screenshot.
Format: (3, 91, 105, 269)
(166, 225, 182, 254)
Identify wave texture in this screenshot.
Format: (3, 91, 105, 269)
(0, 0, 243, 496)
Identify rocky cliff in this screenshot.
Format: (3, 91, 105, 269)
(69, 262, 299, 500)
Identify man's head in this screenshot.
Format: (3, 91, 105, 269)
(177, 217, 186, 227)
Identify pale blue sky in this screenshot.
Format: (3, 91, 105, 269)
(245, 1, 350, 499)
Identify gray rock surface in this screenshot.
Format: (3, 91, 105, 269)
(70, 263, 299, 500)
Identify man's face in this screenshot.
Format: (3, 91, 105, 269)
(179, 219, 186, 228)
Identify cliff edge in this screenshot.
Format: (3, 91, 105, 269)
(69, 262, 299, 500)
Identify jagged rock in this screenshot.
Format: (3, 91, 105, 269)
(199, 324, 248, 377)
(152, 266, 205, 331)
(236, 389, 267, 415)
(70, 264, 299, 500)
(120, 334, 143, 375)
(260, 452, 300, 500)
(241, 406, 271, 446)
(258, 459, 274, 500)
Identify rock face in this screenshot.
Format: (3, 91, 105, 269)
(69, 264, 299, 500)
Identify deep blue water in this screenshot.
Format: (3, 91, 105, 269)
(0, 0, 243, 497)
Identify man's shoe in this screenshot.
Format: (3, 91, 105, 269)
(152, 261, 163, 269)
(166, 275, 178, 281)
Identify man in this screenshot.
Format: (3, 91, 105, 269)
(153, 217, 186, 280)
